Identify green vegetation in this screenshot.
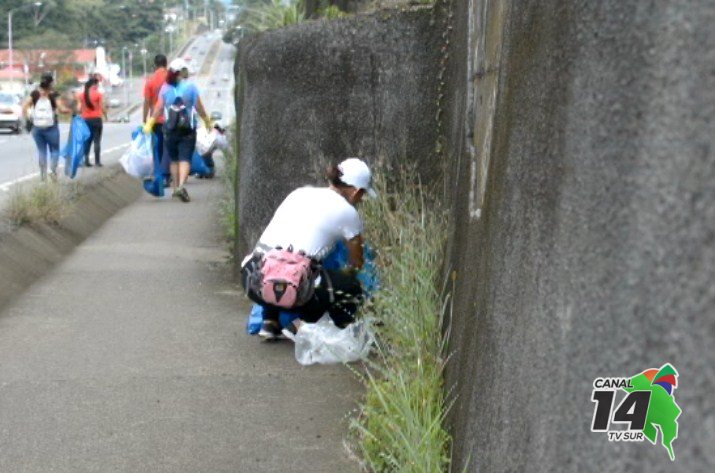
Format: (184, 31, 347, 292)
(352, 171, 452, 472)
(320, 5, 347, 20)
(1, 0, 223, 78)
(219, 122, 238, 246)
(6, 181, 73, 226)
(2, 0, 163, 50)
(227, 0, 305, 36)
(223, 0, 351, 42)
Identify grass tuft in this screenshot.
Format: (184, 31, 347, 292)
(352, 168, 452, 472)
(219, 122, 238, 247)
(5, 182, 71, 227)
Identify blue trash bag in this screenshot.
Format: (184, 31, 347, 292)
(246, 240, 380, 334)
(61, 116, 91, 179)
(322, 240, 380, 297)
(190, 150, 211, 177)
(131, 127, 164, 197)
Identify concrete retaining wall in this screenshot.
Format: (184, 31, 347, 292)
(231, 1, 714, 470)
(442, 1, 714, 471)
(234, 8, 441, 257)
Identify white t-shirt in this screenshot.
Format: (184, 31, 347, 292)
(257, 187, 363, 260)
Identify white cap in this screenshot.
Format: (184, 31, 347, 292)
(168, 58, 188, 72)
(338, 158, 376, 197)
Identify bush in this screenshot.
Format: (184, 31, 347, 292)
(238, 0, 306, 34)
(351, 169, 452, 472)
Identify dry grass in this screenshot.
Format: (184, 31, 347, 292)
(5, 181, 75, 227)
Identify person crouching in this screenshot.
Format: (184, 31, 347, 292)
(240, 158, 376, 340)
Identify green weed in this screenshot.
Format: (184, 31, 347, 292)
(352, 169, 452, 472)
(219, 121, 238, 247)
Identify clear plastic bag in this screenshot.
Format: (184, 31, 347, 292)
(195, 126, 217, 155)
(120, 132, 154, 179)
(294, 315, 374, 366)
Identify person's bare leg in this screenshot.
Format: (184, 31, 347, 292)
(170, 162, 179, 192)
(178, 161, 190, 187)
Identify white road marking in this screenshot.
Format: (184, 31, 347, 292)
(0, 142, 130, 192)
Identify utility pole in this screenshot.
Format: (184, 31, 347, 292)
(121, 46, 128, 107)
(128, 48, 133, 94)
(140, 47, 147, 77)
(7, 3, 43, 79)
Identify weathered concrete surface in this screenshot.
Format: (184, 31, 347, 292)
(0, 166, 142, 314)
(0, 175, 361, 472)
(443, 1, 714, 472)
(234, 8, 441, 257)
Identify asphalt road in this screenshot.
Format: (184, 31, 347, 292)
(0, 31, 235, 199)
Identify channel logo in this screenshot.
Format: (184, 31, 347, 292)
(590, 364, 681, 461)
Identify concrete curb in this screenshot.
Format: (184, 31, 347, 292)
(0, 166, 143, 313)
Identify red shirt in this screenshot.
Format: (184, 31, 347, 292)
(77, 86, 103, 119)
(143, 67, 168, 124)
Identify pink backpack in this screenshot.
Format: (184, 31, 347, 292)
(259, 246, 316, 309)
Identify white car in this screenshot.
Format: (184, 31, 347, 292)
(0, 92, 23, 134)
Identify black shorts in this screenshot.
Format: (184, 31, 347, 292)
(164, 130, 196, 163)
(241, 255, 364, 328)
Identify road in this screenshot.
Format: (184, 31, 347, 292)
(0, 31, 235, 198)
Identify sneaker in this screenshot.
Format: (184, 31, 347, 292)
(49, 172, 58, 183)
(84, 162, 93, 167)
(95, 162, 103, 167)
(281, 319, 305, 342)
(178, 187, 190, 203)
(258, 321, 283, 341)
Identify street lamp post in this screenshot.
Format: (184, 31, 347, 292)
(165, 25, 175, 54)
(140, 47, 148, 77)
(7, 2, 42, 77)
(128, 47, 133, 93)
(121, 46, 128, 106)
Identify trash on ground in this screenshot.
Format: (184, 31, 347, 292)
(294, 315, 373, 366)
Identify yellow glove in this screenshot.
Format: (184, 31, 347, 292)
(143, 117, 155, 135)
(203, 116, 212, 130)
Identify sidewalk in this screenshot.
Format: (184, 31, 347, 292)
(0, 175, 361, 472)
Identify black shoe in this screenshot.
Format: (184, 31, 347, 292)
(258, 321, 284, 341)
(95, 162, 103, 167)
(84, 162, 93, 167)
(179, 187, 190, 203)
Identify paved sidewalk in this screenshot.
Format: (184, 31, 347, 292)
(0, 175, 361, 472)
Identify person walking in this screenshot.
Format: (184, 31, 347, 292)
(142, 54, 169, 184)
(143, 58, 211, 202)
(22, 72, 72, 182)
(240, 158, 376, 340)
(77, 75, 106, 167)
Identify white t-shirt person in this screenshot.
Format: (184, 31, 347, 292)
(256, 186, 363, 260)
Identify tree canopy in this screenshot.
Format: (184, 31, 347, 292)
(0, 0, 184, 50)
